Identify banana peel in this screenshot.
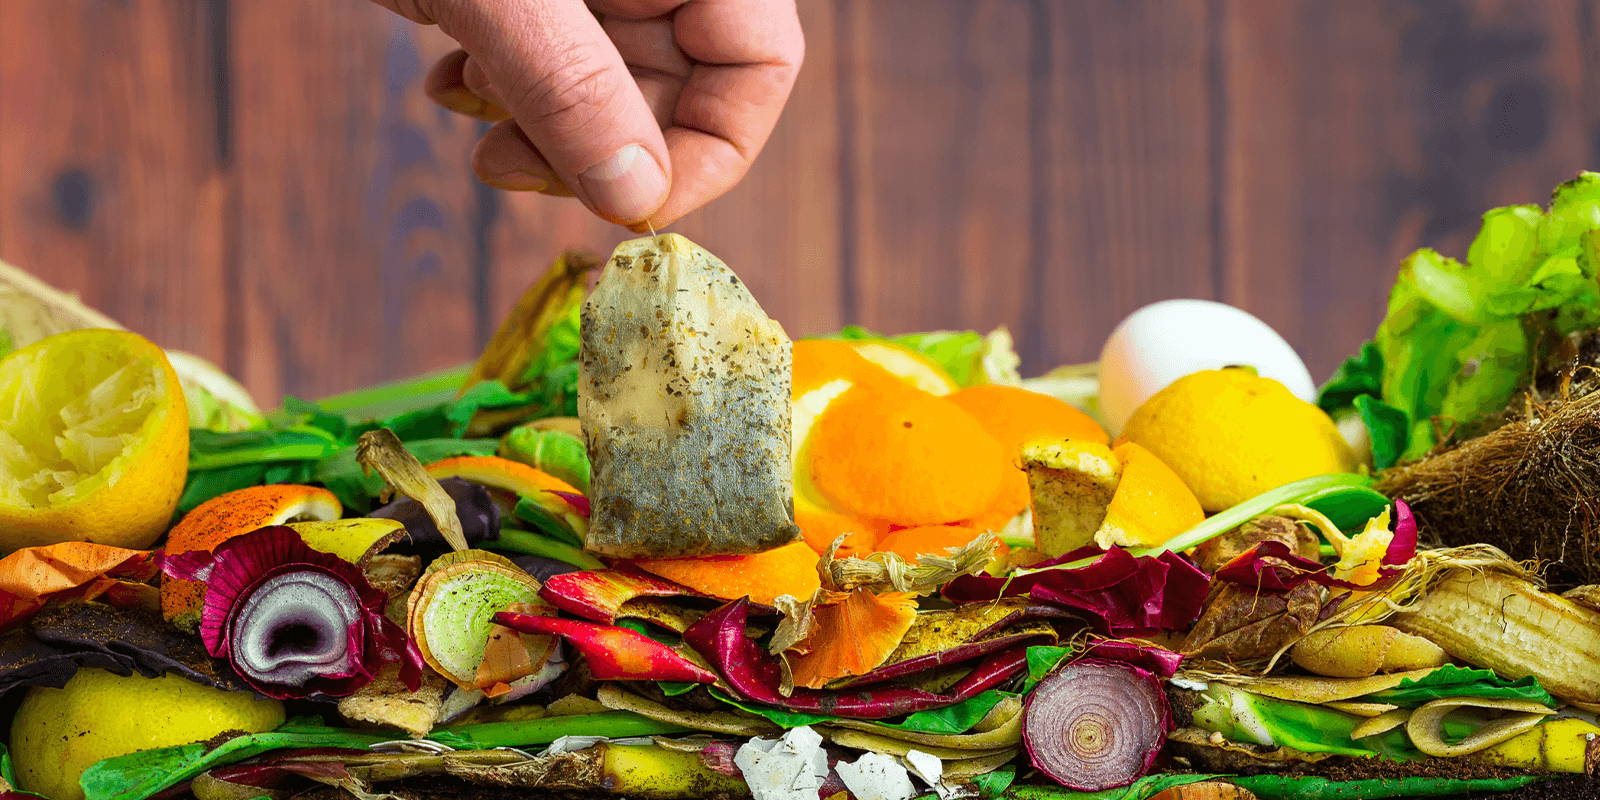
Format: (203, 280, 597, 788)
(1476, 717, 1600, 774)
(1390, 569, 1600, 703)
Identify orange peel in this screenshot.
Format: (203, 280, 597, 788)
(786, 588, 918, 688)
(159, 484, 342, 628)
(795, 503, 886, 558)
(806, 386, 1006, 526)
(949, 384, 1109, 520)
(632, 540, 822, 606)
(424, 455, 578, 499)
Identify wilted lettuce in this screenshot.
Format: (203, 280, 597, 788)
(1322, 172, 1600, 463)
(826, 325, 1021, 387)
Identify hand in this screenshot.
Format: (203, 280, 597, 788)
(372, 0, 804, 230)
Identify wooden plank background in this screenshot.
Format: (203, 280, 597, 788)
(1, 0, 1596, 402)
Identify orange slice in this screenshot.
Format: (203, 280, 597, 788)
(806, 386, 1005, 526)
(632, 540, 821, 606)
(160, 484, 342, 628)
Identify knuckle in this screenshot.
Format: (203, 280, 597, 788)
(515, 52, 618, 137)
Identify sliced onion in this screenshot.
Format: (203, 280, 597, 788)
(1023, 658, 1170, 791)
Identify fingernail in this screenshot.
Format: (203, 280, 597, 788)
(480, 169, 548, 192)
(578, 144, 667, 223)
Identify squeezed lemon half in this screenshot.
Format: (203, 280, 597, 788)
(0, 329, 189, 550)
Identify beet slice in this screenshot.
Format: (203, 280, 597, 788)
(1023, 658, 1171, 791)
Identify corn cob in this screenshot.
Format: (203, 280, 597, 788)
(1389, 570, 1600, 703)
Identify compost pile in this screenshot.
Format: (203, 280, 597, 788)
(1, 181, 1600, 800)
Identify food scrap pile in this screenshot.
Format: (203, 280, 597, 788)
(1, 179, 1600, 800)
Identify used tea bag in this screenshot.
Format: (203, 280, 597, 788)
(580, 233, 799, 557)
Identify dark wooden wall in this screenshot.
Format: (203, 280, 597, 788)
(1, 1, 1596, 402)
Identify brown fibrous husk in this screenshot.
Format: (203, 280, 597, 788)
(1377, 387, 1600, 588)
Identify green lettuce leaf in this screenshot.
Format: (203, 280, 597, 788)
(1361, 664, 1555, 708)
(970, 764, 1017, 799)
(895, 690, 1014, 735)
(825, 326, 1021, 387)
(80, 724, 391, 800)
(1323, 172, 1600, 463)
(1353, 394, 1408, 471)
(706, 688, 1013, 735)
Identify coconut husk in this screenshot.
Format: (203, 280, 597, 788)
(1376, 385, 1600, 588)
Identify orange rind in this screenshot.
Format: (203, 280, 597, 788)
(787, 588, 918, 688)
(160, 484, 342, 628)
(632, 540, 822, 606)
(795, 502, 886, 558)
(806, 386, 1006, 526)
(874, 524, 999, 564)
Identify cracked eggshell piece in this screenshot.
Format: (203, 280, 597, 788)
(836, 752, 917, 800)
(734, 725, 830, 800)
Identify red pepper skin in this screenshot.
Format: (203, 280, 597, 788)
(683, 598, 1029, 720)
(493, 612, 718, 684)
(539, 568, 697, 623)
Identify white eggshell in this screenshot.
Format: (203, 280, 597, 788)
(1098, 299, 1315, 435)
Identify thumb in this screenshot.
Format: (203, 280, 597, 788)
(434, 0, 670, 224)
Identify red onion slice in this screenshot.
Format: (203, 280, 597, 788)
(1023, 658, 1170, 791)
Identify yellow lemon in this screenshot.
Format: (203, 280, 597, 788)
(11, 668, 284, 800)
(1119, 368, 1357, 512)
(0, 329, 189, 550)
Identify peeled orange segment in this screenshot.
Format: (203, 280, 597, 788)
(806, 386, 1006, 526)
(632, 540, 821, 606)
(874, 525, 997, 564)
(1095, 442, 1205, 549)
(0, 329, 189, 551)
(846, 341, 959, 395)
(159, 484, 343, 627)
(795, 502, 886, 557)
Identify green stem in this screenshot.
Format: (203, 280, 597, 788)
(489, 527, 605, 569)
(1016, 474, 1385, 575)
(427, 711, 691, 749)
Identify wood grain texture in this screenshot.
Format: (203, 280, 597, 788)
(0, 0, 228, 365)
(230, 2, 484, 400)
(1033, 0, 1220, 368)
(2, 0, 1597, 399)
(1222, 0, 1600, 374)
(839, 0, 1037, 342)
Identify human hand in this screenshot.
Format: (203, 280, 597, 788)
(372, 0, 804, 230)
